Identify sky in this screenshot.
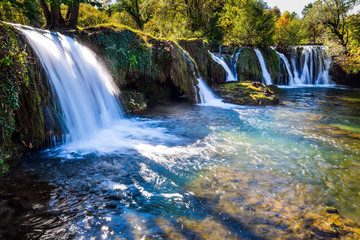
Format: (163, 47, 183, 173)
(264, 0, 314, 16)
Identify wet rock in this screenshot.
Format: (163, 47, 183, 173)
(214, 81, 280, 106)
(185, 167, 360, 239)
(177, 39, 227, 86)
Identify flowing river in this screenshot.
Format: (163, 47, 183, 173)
(3, 87, 360, 239)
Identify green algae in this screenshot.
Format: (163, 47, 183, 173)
(214, 81, 280, 106)
(330, 124, 360, 134)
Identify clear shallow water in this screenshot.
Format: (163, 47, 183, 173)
(12, 88, 360, 238)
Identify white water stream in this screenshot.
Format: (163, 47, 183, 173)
(209, 51, 237, 82)
(254, 49, 273, 85)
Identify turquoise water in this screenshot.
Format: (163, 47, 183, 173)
(9, 87, 360, 238)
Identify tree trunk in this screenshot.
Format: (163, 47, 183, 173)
(50, 3, 64, 28)
(39, 0, 51, 28)
(66, 0, 80, 29)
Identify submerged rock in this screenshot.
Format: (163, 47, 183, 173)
(214, 81, 280, 106)
(184, 167, 360, 239)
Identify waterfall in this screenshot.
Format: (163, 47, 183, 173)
(230, 48, 241, 81)
(275, 51, 298, 85)
(277, 46, 332, 86)
(254, 49, 273, 85)
(209, 51, 237, 82)
(197, 77, 225, 106)
(181, 50, 227, 107)
(16, 25, 124, 143)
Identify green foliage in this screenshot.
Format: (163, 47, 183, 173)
(274, 11, 304, 47)
(303, 0, 358, 51)
(0, 157, 9, 174)
(94, 27, 152, 85)
(77, 3, 110, 28)
(0, 23, 29, 145)
(220, 0, 275, 47)
(140, 0, 224, 44)
(111, 0, 155, 30)
(0, 0, 43, 26)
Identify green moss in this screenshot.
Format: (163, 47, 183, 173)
(0, 23, 29, 144)
(330, 124, 360, 134)
(214, 81, 279, 106)
(237, 48, 262, 81)
(0, 22, 31, 172)
(261, 47, 280, 81)
(0, 157, 9, 174)
(81, 25, 152, 86)
(80, 26, 199, 103)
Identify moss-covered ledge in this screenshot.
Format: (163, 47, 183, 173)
(213, 81, 280, 106)
(77, 25, 199, 108)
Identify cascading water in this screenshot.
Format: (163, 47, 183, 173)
(196, 77, 227, 107)
(16, 26, 124, 143)
(254, 49, 273, 85)
(275, 51, 300, 85)
(209, 51, 237, 82)
(290, 46, 332, 86)
(182, 50, 230, 107)
(230, 48, 241, 81)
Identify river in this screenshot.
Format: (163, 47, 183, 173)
(2, 87, 360, 239)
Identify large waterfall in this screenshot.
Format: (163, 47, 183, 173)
(276, 46, 332, 86)
(16, 26, 124, 143)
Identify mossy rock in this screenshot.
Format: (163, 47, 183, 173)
(177, 39, 226, 86)
(79, 25, 199, 104)
(122, 90, 147, 112)
(237, 48, 262, 82)
(214, 81, 280, 106)
(261, 47, 280, 82)
(0, 22, 63, 173)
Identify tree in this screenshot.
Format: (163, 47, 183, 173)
(302, 3, 325, 44)
(304, 0, 359, 54)
(111, 0, 156, 30)
(77, 3, 110, 28)
(0, 0, 42, 26)
(274, 11, 303, 47)
(38, 0, 102, 29)
(221, 0, 275, 47)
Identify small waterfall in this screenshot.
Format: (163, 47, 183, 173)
(16, 25, 124, 143)
(230, 48, 241, 81)
(209, 51, 237, 82)
(197, 77, 225, 106)
(182, 50, 226, 107)
(276, 51, 297, 85)
(254, 49, 273, 85)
